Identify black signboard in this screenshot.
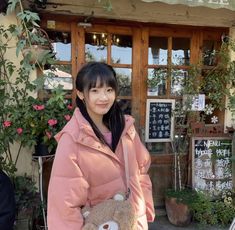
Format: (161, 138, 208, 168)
(192, 137, 232, 196)
(145, 99, 175, 142)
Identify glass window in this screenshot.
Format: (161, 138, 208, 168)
(43, 64, 72, 91)
(115, 68, 132, 96)
(111, 34, 132, 64)
(46, 31, 71, 61)
(53, 42, 71, 62)
(202, 40, 217, 66)
(172, 38, 190, 66)
(147, 68, 167, 96)
(148, 37, 168, 65)
(171, 69, 188, 96)
(85, 33, 107, 62)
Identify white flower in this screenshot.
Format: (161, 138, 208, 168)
(211, 116, 218, 124)
(204, 104, 214, 115)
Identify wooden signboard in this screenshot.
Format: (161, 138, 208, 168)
(145, 99, 175, 142)
(192, 137, 233, 195)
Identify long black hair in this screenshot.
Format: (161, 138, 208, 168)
(76, 62, 125, 151)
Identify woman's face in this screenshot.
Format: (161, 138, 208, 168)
(77, 82, 116, 121)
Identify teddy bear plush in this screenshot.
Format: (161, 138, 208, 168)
(81, 193, 136, 230)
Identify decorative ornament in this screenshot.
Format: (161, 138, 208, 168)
(204, 104, 214, 115)
(211, 116, 218, 124)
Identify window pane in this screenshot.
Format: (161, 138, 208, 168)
(172, 38, 190, 66)
(147, 68, 167, 96)
(115, 68, 132, 96)
(53, 42, 71, 62)
(43, 64, 73, 90)
(117, 99, 132, 115)
(85, 33, 107, 62)
(171, 69, 188, 96)
(111, 34, 132, 64)
(47, 31, 71, 61)
(202, 40, 217, 66)
(148, 37, 168, 65)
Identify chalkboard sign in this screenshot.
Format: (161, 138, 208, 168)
(145, 99, 175, 142)
(192, 137, 233, 196)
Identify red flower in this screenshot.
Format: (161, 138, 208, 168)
(67, 104, 73, 110)
(3, 120, 12, 127)
(17, 128, 23, 135)
(48, 119, 57, 126)
(33, 105, 45, 110)
(64, 114, 71, 121)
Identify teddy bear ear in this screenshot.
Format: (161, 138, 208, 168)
(113, 193, 125, 201)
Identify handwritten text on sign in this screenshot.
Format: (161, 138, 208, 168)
(193, 138, 232, 195)
(145, 99, 175, 142)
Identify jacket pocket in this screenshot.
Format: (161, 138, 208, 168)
(139, 174, 155, 222)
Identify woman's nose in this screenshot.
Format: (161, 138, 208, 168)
(100, 91, 108, 100)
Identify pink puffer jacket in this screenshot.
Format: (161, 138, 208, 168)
(47, 108, 155, 230)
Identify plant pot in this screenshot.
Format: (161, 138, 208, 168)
(165, 196, 192, 227)
(15, 212, 33, 230)
(33, 142, 56, 157)
(34, 142, 49, 157)
(22, 45, 51, 63)
(14, 218, 30, 230)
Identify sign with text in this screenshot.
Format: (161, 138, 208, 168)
(145, 99, 175, 142)
(141, 0, 235, 11)
(192, 137, 232, 195)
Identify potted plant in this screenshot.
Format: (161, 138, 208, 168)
(19, 27, 54, 65)
(163, 73, 201, 224)
(164, 109, 195, 226)
(165, 187, 198, 226)
(6, 0, 55, 66)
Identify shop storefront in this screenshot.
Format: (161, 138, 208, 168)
(31, 0, 235, 208)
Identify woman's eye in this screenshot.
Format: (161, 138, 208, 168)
(90, 88, 98, 93)
(107, 88, 113, 93)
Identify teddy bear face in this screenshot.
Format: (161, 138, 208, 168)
(98, 221, 118, 230)
(82, 193, 136, 230)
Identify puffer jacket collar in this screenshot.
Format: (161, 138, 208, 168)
(55, 108, 136, 163)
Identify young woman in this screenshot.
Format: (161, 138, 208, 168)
(47, 62, 155, 229)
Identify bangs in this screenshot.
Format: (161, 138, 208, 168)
(84, 71, 117, 92)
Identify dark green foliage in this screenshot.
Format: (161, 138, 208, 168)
(13, 175, 40, 216)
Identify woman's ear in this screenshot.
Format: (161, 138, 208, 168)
(77, 90, 84, 100)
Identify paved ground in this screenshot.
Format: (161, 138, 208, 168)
(148, 215, 228, 230)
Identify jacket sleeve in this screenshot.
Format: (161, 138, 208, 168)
(0, 171, 15, 230)
(47, 133, 89, 230)
(134, 131, 155, 222)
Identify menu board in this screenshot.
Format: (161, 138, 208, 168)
(192, 137, 232, 195)
(145, 99, 175, 142)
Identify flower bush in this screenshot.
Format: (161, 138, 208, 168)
(190, 189, 235, 227)
(3, 88, 74, 154)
